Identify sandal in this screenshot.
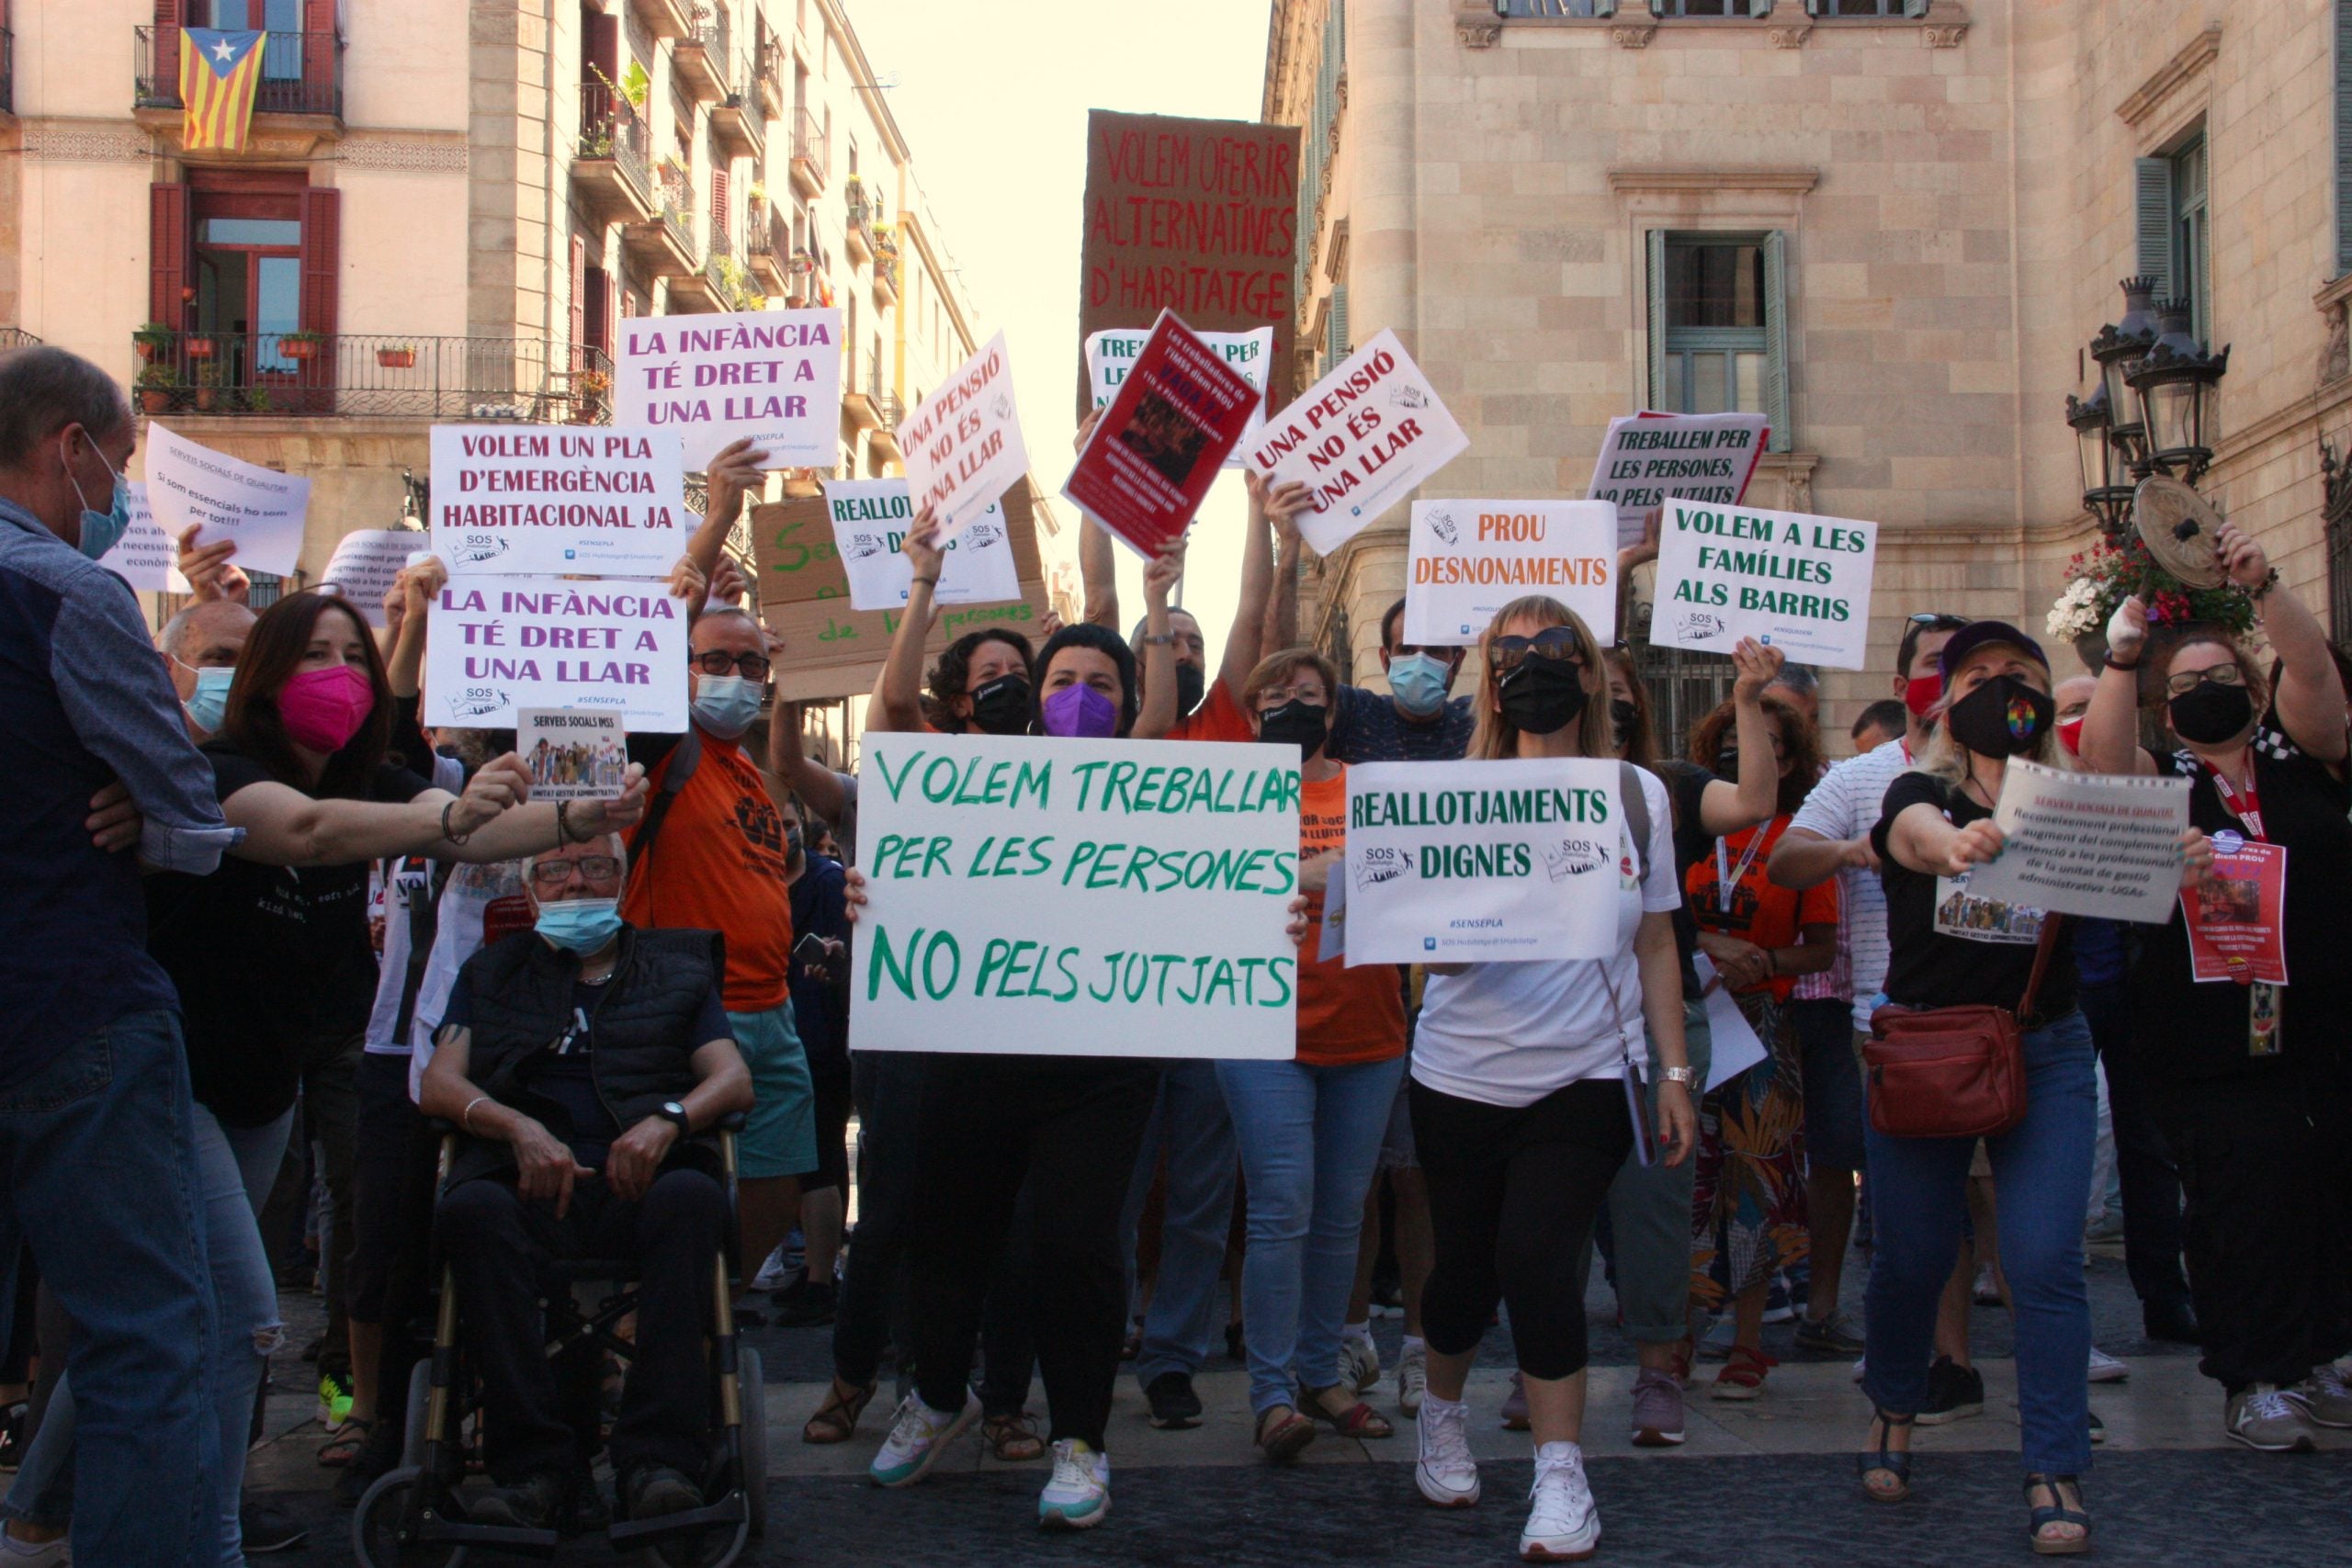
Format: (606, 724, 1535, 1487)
(2023, 1473, 2091, 1556)
(316, 1416, 372, 1468)
(1856, 1408, 1914, 1502)
(1301, 1383, 1394, 1438)
(799, 1377, 876, 1445)
(1255, 1405, 1317, 1462)
(982, 1409, 1046, 1463)
(1711, 1345, 1777, 1401)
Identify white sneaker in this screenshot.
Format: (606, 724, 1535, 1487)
(0, 1529, 69, 1567)
(752, 1244, 794, 1293)
(2086, 1347, 2129, 1384)
(1341, 1334, 1381, 1395)
(2225, 1383, 2315, 1453)
(1850, 1355, 1867, 1382)
(867, 1391, 978, 1487)
(1519, 1441, 1600, 1562)
(1397, 1342, 1427, 1416)
(1037, 1438, 1110, 1529)
(1415, 1394, 1480, 1507)
(2286, 1364, 2352, 1428)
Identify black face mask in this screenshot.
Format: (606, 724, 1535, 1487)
(1945, 673, 2054, 759)
(1256, 699, 1329, 758)
(1610, 697, 1639, 750)
(1714, 747, 1739, 778)
(1499, 659, 1590, 737)
(785, 827, 805, 859)
(967, 673, 1033, 737)
(2168, 678, 2256, 746)
(1175, 661, 1206, 718)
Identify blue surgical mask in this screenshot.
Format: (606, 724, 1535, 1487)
(181, 663, 234, 735)
(535, 896, 624, 954)
(63, 435, 130, 562)
(1387, 652, 1453, 718)
(692, 672, 763, 739)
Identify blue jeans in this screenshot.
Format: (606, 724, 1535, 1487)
(0, 1010, 217, 1564)
(1119, 1062, 1237, 1385)
(1218, 1055, 1407, 1415)
(1863, 1010, 2097, 1475)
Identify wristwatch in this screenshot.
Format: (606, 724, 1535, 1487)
(657, 1100, 693, 1138)
(1661, 1066, 1699, 1088)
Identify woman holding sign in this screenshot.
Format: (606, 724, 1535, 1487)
(1407, 596, 1695, 1562)
(2080, 524, 2352, 1459)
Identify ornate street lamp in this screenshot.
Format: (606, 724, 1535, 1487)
(2087, 276, 2161, 476)
(2126, 298, 2231, 485)
(2065, 383, 2134, 536)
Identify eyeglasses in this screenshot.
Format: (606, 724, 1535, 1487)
(1490, 626, 1584, 674)
(692, 649, 773, 680)
(1255, 686, 1328, 708)
(530, 856, 623, 888)
(2165, 663, 2246, 697)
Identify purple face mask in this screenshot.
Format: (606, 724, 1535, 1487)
(1041, 682, 1118, 739)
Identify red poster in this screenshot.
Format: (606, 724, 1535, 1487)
(2180, 839, 2289, 984)
(1062, 310, 1259, 557)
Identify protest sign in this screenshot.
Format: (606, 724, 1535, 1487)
(2181, 836, 2289, 985)
(1404, 500, 1616, 647)
(1588, 412, 1770, 550)
(1078, 111, 1299, 417)
(1340, 759, 1623, 964)
(1065, 310, 1260, 558)
(1962, 761, 2191, 924)
(824, 480, 1022, 611)
(424, 575, 690, 730)
(105, 482, 187, 594)
(1244, 329, 1468, 558)
(614, 307, 842, 470)
(852, 733, 1301, 1059)
(1652, 499, 1877, 671)
(142, 423, 310, 578)
(428, 424, 686, 578)
(899, 332, 1030, 539)
(317, 530, 425, 626)
(517, 709, 629, 800)
(1087, 325, 1273, 469)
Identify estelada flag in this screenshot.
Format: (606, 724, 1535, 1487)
(179, 29, 266, 153)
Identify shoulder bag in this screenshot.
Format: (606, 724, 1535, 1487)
(1864, 912, 2061, 1142)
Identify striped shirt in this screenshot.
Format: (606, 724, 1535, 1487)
(1788, 738, 1910, 1030)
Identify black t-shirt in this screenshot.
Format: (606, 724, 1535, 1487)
(145, 743, 429, 1126)
(1871, 770, 2076, 1018)
(2129, 721, 2352, 1097)
(441, 964, 729, 1166)
(1655, 760, 1715, 999)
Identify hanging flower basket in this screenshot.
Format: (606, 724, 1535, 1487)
(279, 333, 323, 361)
(184, 337, 217, 361)
(377, 346, 417, 369)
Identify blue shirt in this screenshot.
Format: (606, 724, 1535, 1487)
(1324, 682, 1475, 765)
(788, 854, 850, 1071)
(0, 499, 238, 1084)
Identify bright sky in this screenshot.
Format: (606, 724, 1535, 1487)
(852, 0, 1273, 666)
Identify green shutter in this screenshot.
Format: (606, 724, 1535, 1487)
(1330, 284, 1350, 362)
(2337, 0, 2352, 273)
(2134, 156, 2176, 299)
(1764, 230, 1791, 454)
(1905, 0, 1932, 19)
(1751, 0, 1774, 16)
(1646, 230, 1668, 409)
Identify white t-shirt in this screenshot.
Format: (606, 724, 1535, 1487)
(1411, 768, 1681, 1109)
(403, 859, 532, 1100)
(1788, 736, 1910, 1029)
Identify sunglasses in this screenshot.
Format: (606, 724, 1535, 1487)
(1490, 626, 1585, 674)
(692, 649, 773, 680)
(530, 856, 623, 887)
(1906, 613, 1968, 630)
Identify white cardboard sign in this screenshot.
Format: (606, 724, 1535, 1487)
(615, 307, 842, 471)
(1962, 761, 2192, 926)
(424, 574, 690, 731)
(141, 423, 311, 579)
(1404, 500, 1617, 647)
(851, 733, 1301, 1059)
(1086, 324, 1274, 470)
(317, 530, 424, 626)
(1652, 499, 1877, 671)
(429, 425, 687, 579)
(898, 331, 1031, 538)
(1588, 412, 1770, 549)
(824, 479, 1021, 611)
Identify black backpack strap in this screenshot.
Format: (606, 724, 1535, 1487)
(1618, 761, 1652, 882)
(627, 728, 703, 893)
(389, 859, 455, 1046)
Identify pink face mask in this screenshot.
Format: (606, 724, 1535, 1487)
(278, 663, 375, 754)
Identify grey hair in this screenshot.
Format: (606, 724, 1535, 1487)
(154, 598, 253, 663)
(1765, 661, 1820, 694)
(530, 829, 628, 866)
(0, 347, 133, 468)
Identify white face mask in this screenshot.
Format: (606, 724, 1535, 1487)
(692, 672, 763, 739)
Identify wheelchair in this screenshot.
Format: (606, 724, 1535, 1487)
(352, 1114, 766, 1568)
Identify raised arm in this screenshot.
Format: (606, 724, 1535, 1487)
(1697, 637, 1783, 835)
(1071, 410, 1121, 630)
(873, 506, 945, 733)
(681, 437, 769, 581)
(1263, 504, 1302, 657)
(2081, 596, 2157, 776)
(2222, 523, 2347, 763)
(384, 557, 445, 701)
(1131, 536, 1186, 740)
(768, 699, 848, 822)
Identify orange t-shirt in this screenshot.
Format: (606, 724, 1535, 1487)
(1295, 767, 1407, 1066)
(622, 733, 794, 1013)
(1680, 815, 1839, 1002)
(1169, 678, 1256, 743)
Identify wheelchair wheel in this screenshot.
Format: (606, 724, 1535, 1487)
(401, 1359, 433, 1468)
(353, 1466, 468, 1568)
(738, 1348, 767, 1540)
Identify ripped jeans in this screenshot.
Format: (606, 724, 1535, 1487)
(4, 1102, 290, 1566)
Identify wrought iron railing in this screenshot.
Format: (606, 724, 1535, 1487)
(752, 39, 785, 118)
(689, 5, 733, 91)
(0, 327, 40, 351)
(134, 27, 345, 119)
(792, 107, 827, 184)
(130, 332, 612, 423)
(655, 162, 697, 256)
(578, 81, 651, 199)
(866, 368, 902, 431)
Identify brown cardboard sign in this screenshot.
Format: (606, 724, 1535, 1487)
(1078, 111, 1301, 418)
(762, 582, 1054, 703)
(750, 485, 1046, 610)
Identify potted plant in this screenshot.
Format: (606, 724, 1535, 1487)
(871, 223, 899, 258)
(279, 330, 325, 361)
(377, 343, 417, 369)
(193, 360, 226, 412)
(574, 367, 611, 418)
(2046, 531, 2258, 674)
(243, 386, 275, 413)
(133, 321, 173, 362)
(134, 363, 180, 414)
(184, 334, 217, 360)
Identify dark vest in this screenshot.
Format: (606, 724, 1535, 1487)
(449, 924, 728, 1189)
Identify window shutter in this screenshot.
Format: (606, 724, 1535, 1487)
(1764, 230, 1791, 454)
(584, 264, 611, 355)
(585, 11, 620, 81)
(1905, 0, 1932, 18)
(150, 182, 189, 330)
(154, 0, 184, 94)
(2134, 156, 2175, 299)
(1645, 229, 1667, 409)
(300, 187, 341, 339)
(1750, 0, 1774, 17)
(569, 233, 587, 369)
(712, 166, 729, 234)
(1329, 284, 1350, 363)
(2337, 0, 2352, 273)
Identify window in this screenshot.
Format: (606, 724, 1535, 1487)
(153, 173, 339, 399)
(1805, 0, 1929, 16)
(1647, 231, 1790, 448)
(1652, 1, 1769, 17)
(2134, 132, 2211, 345)
(1498, 0, 1611, 14)
(1322, 284, 1350, 377)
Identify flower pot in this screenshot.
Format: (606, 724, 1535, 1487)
(135, 340, 159, 363)
(185, 338, 216, 360)
(195, 388, 219, 412)
(377, 349, 416, 369)
(139, 389, 172, 414)
(280, 338, 319, 361)
(2072, 631, 2108, 675)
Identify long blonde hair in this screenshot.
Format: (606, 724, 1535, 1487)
(1468, 597, 1615, 761)
(1912, 639, 2075, 788)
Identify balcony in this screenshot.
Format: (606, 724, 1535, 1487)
(746, 202, 789, 294)
(573, 83, 655, 224)
(671, 6, 730, 104)
(789, 107, 828, 199)
(669, 227, 733, 313)
(629, 0, 693, 40)
(134, 28, 344, 128)
(623, 163, 699, 279)
(871, 252, 899, 309)
(709, 71, 763, 160)
(0, 327, 41, 351)
(752, 40, 786, 123)
(865, 374, 904, 460)
(843, 187, 873, 265)
(128, 332, 610, 423)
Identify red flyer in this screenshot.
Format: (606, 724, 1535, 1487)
(2180, 838, 2289, 985)
(1062, 309, 1260, 557)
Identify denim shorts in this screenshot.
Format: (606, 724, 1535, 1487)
(730, 1002, 819, 1180)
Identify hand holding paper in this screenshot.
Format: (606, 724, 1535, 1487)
(177, 525, 248, 605)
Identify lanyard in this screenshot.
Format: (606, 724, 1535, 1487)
(1713, 828, 1768, 912)
(2204, 761, 2265, 842)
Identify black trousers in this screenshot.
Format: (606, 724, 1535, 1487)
(909, 1055, 1159, 1449)
(349, 1054, 444, 1441)
(2160, 1081, 2352, 1393)
(2078, 981, 2191, 1312)
(1412, 1076, 1633, 1382)
(438, 1168, 723, 1483)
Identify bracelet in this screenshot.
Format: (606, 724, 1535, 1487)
(459, 1094, 490, 1134)
(2103, 651, 2143, 673)
(440, 799, 470, 845)
(1139, 633, 1175, 648)
(556, 799, 574, 847)
(1661, 1066, 1698, 1087)
(2249, 568, 2280, 603)
(910, 575, 938, 589)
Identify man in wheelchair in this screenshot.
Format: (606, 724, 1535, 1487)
(419, 832, 752, 1532)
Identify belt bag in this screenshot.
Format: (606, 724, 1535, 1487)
(1864, 917, 2060, 1141)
